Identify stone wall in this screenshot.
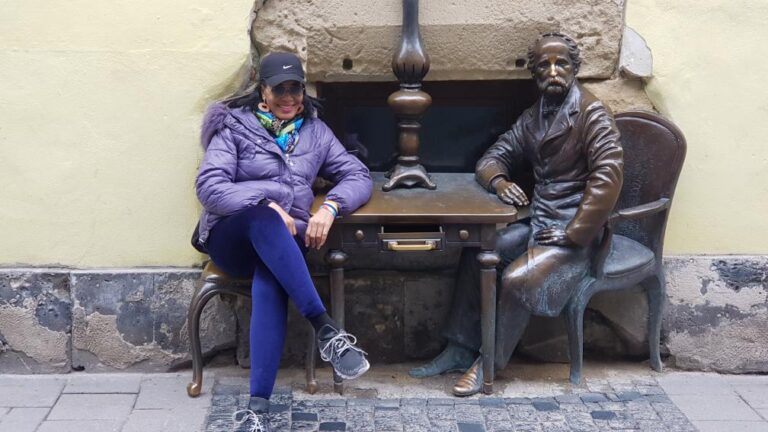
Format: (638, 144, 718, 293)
(2, 256, 765, 374)
(0, 269, 235, 373)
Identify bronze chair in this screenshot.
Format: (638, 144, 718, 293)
(563, 111, 687, 384)
(185, 261, 322, 397)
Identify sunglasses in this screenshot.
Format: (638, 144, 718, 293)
(270, 84, 305, 98)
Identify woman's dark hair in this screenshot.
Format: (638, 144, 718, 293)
(224, 80, 322, 118)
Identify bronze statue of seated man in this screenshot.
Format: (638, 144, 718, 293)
(410, 32, 624, 396)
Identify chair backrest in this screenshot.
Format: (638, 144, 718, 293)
(613, 111, 687, 258)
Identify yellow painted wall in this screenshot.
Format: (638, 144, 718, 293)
(0, 1, 765, 267)
(0, 1, 253, 267)
(627, 0, 768, 254)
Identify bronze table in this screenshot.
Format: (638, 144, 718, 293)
(308, 172, 520, 394)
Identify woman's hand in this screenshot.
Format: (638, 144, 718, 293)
(267, 202, 297, 236)
(305, 206, 336, 249)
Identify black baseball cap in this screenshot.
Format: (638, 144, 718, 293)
(259, 52, 305, 87)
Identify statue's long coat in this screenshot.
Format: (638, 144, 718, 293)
(475, 82, 623, 317)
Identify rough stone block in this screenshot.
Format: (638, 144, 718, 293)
(0, 270, 71, 373)
(71, 270, 236, 371)
(252, 0, 625, 81)
(619, 26, 653, 79)
(403, 274, 454, 359)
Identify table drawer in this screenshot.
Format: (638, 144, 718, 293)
(444, 224, 481, 244)
(378, 225, 444, 252)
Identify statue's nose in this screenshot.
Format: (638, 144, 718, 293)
(549, 63, 558, 77)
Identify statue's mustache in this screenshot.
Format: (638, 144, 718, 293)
(545, 77, 568, 87)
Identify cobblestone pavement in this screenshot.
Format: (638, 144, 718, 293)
(3, 365, 768, 431)
(205, 377, 697, 432)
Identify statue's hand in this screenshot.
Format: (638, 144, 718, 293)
(534, 227, 574, 247)
(494, 179, 529, 206)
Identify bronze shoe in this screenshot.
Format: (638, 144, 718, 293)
(452, 357, 483, 397)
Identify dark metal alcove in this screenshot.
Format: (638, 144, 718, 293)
(318, 80, 539, 174)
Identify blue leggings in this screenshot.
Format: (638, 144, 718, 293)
(206, 205, 327, 398)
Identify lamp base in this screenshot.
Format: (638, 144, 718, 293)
(382, 163, 436, 191)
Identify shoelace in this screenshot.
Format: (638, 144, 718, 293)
(232, 409, 267, 432)
(319, 330, 367, 362)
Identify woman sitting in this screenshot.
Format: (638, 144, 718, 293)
(194, 52, 373, 431)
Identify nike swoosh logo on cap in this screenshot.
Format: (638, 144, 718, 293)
(282, 65, 293, 69)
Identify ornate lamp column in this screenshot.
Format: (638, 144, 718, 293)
(382, 0, 436, 191)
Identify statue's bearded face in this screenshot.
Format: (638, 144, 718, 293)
(532, 39, 576, 98)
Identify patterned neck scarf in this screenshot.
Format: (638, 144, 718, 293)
(254, 109, 304, 153)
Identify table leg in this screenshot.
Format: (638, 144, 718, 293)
(478, 250, 500, 395)
(327, 250, 348, 395)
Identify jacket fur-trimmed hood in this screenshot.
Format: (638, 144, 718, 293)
(200, 102, 231, 150)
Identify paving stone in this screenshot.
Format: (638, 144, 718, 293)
(293, 412, 319, 422)
(400, 398, 426, 407)
(457, 422, 486, 432)
(315, 399, 347, 407)
(0, 376, 65, 407)
(580, 393, 609, 403)
(122, 408, 209, 432)
(485, 420, 515, 432)
(63, 374, 142, 394)
(202, 376, 700, 432)
(617, 390, 643, 401)
(0, 407, 49, 432)
(428, 398, 456, 406)
(36, 420, 121, 432)
(734, 385, 768, 409)
(590, 410, 617, 420)
(48, 394, 135, 421)
(532, 400, 559, 411)
(318, 421, 347, 431)
(554, 394, 583, 404)
(135, 375, 212, 409)
(0, 408, 7, 421)
(478, 397, 505, 407)
(374, 417, 403, 430)
(538, 421, 570, 431)
(511, 423, 541, 432)
(503, 397, 530, 405)
(693, 420, 768, 432)
(374, 399, 401, 408)
(668, 394, 763, 421)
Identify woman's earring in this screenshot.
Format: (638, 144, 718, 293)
(258, 101, 270, 112)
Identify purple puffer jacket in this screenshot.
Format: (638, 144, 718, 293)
(195, 103, 372, 246)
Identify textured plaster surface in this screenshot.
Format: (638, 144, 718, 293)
(2, 255, 768, 373)
(0, 271, 71, 372)
(68, 270, 236, 372)
(0, 0, 253, 267)
(582, 78, 655, 113)
(251, 0, 625, 81)
(664, 256, 768, 373)
(0, 1, 764, 268)
(627, 0, 768, 254)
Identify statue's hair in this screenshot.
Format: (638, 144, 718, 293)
(527, 32, 581, 75)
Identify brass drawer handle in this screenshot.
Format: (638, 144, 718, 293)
(386, 240, 437, 251)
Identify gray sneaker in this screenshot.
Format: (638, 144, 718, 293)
(232, 409, 271, 432)
(317, 324, 370, 380)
